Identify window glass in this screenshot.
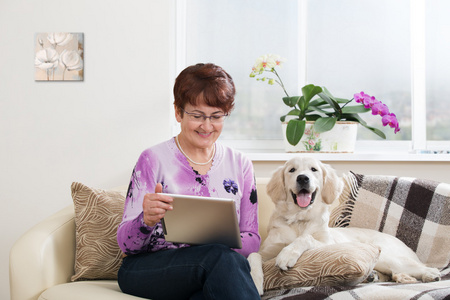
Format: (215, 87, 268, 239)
(426, 0, 450, 140)
(307, 0, 411, 140)
(185, 0, 299, 140)
(185, 0, 411, 143)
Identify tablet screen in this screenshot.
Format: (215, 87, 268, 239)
(159, 193, 242, 249)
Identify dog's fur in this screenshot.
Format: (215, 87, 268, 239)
(248, 157, 441, 295)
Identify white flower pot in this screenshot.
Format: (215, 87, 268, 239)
(282, 121, 358, 153)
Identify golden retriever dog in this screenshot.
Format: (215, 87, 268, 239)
(248, 157, 441, 295)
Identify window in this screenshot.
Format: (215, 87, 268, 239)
(182, 0, 300, 143)
(175, 0, 450, 153)
(307, 0, 410, 141)
(426, 0, 450, 141)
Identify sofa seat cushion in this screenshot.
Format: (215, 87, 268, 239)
(38, 280, 144, 300)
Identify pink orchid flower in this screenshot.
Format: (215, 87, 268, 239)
(371, 102, 390, 116)
(382, 113, 400, 133)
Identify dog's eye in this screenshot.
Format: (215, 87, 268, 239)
(289, 168, 296, 173)
(311, 167, 318, 172)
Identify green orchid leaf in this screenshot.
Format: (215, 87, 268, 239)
(321, 86, 334, 98)
(311, 98, 348, 109)
(308, 98, 325, 107)
(342, 105, 370, 114)
(286, 119, 306, 146)
(287, 108, 301, 116)
(343, 113, 367, 125)
(297, 95, 307, 111)
(305, 114, 321, 121)
(281, 109, 301, 122)
(318, 92, 342, 116)
(344, 113, 386, 139)
(359, 123, 386, 139)
(302, 84, 323, 103)
(308, 105, 330, 115)
(282, 96, 300, 107)
(314, 117, 337, 133)
(333, 97, 351, 103)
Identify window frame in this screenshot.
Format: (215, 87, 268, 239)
(172, 0, 450, 159)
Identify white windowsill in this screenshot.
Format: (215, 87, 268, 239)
(220, 140, 450, 162)
(245, 151, 450, 162)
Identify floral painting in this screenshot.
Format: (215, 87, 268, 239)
(35, 32, 84, 81)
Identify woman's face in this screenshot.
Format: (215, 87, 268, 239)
(175, 102, 226, 150)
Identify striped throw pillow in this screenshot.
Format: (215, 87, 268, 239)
(71, 182, 125, 281)
(262, 242, 380, 291)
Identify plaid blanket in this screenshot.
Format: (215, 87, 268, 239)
(262, 270, 450, 300)
(262, 172, 450, 300)
(330, 172, 450, 270)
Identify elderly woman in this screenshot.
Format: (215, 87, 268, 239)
(117, 63, 261, 300)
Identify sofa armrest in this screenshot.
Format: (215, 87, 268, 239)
(10, 205, 76, 300)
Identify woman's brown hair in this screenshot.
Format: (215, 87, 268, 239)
(173, 63, 235, 114)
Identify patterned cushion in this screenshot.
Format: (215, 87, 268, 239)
(330, 172, 450, 270)
(71, 182, 125, 281)
(262, 242, 380, 291)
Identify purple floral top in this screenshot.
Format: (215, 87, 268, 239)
(117, 137, 260, 257)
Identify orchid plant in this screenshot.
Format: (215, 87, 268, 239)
(250, 54, 400, 146)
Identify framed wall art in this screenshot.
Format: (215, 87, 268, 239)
(34, 32, 84, 81)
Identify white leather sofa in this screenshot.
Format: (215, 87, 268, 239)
(10, 172, 450, 300)
(9, 179, 275, 300)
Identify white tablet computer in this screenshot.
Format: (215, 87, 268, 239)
(159, 193, 242, 249)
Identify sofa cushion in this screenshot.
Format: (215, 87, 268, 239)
(330, 172, 450, 270)
(262, 242, 380, 291)
(38, 280, 144, 300)
(71, 182, 126, 281)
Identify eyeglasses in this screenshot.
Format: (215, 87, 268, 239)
(181, 108, 228, 124)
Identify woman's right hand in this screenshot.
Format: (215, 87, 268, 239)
(142, 183, 173, 227)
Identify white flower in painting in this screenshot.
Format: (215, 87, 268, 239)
(60, 50, 83, 80)
(47, 32, 73, 47)
(60, 50, 83, 71)
(35, 48, 59, 70)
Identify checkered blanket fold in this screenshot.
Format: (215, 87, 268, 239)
(330, 172, 450, 270)
(263, 172, 450, 300)
(262, 269, 450, 300)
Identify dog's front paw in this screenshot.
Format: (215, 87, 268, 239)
(276, 246, 302, 270)
(422, 268, 441, 282)
(392, 273, 417, 283)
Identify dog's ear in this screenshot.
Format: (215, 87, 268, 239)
(266, 165, 286, 203)
(320, 162, 344, 205)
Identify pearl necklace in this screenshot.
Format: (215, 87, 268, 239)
(175, 135, 216, 166)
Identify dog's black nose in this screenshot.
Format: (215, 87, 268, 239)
(297, 175, 309, 185)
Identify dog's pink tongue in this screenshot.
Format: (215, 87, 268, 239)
(297, 193, 312, 207)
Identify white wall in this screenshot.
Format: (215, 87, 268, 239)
(1, 1, 175, 299)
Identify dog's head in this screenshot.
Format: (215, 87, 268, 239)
(266, 157, 343, 209)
